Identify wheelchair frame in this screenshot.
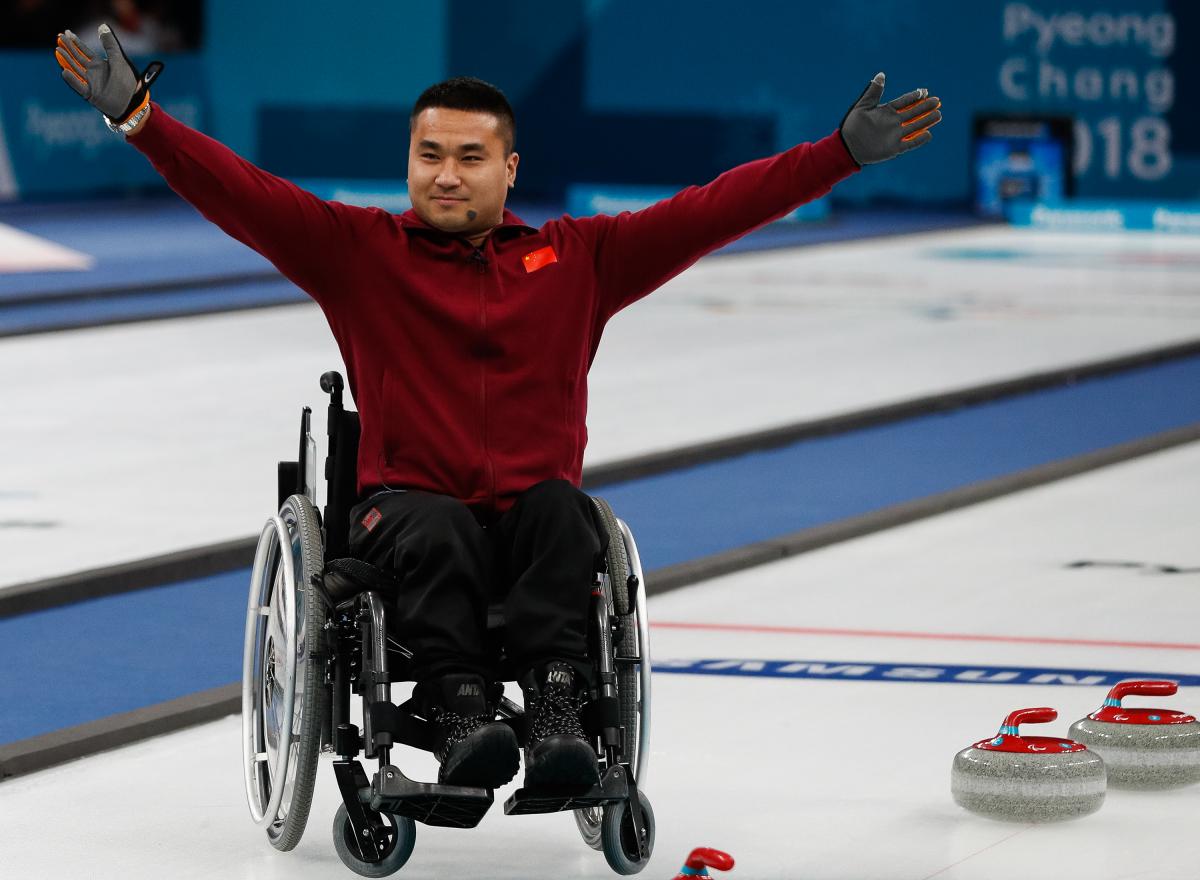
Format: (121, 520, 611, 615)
(241, 372, 654, 876)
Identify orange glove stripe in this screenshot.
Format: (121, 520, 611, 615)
(902, 108, 939, 129)
(55, 48, 88, 86)
(57, 34, 92, 66)
(901, 129, 933, 143)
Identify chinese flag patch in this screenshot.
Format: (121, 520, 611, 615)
(361, 507, 382, 532)
(522, 245, 558, 273)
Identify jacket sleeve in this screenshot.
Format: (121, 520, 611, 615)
(129, 104, 371, 304)
(582, 131, 859, 320)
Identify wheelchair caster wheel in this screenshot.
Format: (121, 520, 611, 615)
(601, 791, 655, 875)
(332, 803, 416, 877)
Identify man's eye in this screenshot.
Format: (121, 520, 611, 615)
(463, 156, 482, 162)
(420, 153, 438, 160)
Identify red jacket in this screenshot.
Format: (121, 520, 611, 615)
(132, 105, 858, 513)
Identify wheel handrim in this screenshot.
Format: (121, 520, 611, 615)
(242, 514, 299, 826)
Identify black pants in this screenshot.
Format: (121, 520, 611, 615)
(347, 479, 608, 685)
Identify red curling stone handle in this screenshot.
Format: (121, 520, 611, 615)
(686, 848, 735, 871)
(1003, 707, 1057, 729)
(1108, 680, 1177, 701)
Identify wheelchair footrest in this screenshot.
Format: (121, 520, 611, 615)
(503, 764, 631, 816)
(370, 765, 494, 829)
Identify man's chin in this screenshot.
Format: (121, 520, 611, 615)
(415, 205, 491, 235)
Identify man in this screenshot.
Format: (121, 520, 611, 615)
(55, 26, 941, 790)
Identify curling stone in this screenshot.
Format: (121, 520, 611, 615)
(673, 848, 734, 879)
(1069, 680, 1200, 790)
(951, 707, 1105, 822)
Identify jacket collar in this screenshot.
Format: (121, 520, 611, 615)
(397, 207, 537, 241)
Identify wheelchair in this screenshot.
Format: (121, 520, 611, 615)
(240, 371, 654, 876)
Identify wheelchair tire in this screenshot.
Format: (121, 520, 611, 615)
(600, 790, 655, 875)
(332, 803, 416, 878)
(590, 497, 631, 616)
(242, 494, 330, 852)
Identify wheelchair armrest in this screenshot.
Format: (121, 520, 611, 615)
(323, 557, 400, 605)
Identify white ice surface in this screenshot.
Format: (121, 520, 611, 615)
(3, 225, 1199, 588)
(0, 440, 1197, 879)
(0, 222, 94, 272)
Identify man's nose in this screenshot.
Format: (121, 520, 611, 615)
(434, 161, 461, 188)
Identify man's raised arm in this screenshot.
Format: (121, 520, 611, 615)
(585, 72, 942, 319)
(55, 26, 368, 302)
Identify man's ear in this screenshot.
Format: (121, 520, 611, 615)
(508, 152, 520, 188)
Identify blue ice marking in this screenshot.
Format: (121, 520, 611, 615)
(652, 659, 1200, 688)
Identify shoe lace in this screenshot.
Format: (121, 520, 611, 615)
(430, 707, 493, 762)
(529, 684, 586, 742)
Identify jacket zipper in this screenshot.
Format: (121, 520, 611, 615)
(473, 245, 497, 508)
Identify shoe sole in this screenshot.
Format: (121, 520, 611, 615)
(525, 735, 601, 787)
(441, 724, 520, 789)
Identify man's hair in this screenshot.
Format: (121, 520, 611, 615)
(410, 76, 516, 153)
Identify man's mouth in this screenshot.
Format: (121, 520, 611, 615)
(433, 196, 465, 206)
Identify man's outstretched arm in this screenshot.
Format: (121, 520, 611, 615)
(55, 26, 368, 303)
(586, 72, 942, 319)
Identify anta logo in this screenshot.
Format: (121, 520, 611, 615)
(456, 683, 482, 697)
(547, 669, 571, 686)
(361, 508, 382, 532)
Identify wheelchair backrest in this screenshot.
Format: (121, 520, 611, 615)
(317, 371, 361, 560)
(323, 405, 361, 559)
(279, 372, 361, 560)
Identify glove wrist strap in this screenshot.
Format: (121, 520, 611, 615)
(105, 92, 151, 134)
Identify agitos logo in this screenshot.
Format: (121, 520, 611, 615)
(653, 658, 1200, 687)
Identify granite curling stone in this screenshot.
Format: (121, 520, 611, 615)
(952, 707, 1105, 822)
(1069, 680, 1200, 790)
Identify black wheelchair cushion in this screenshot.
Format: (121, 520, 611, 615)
(323, 557, 400, 604)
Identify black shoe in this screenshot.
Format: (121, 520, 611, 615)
(520, 661, 599, 788)
(423, 673, 519, 789)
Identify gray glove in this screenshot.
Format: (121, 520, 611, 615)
(839, 72, 942, 166)
(55, 25, 163, 124)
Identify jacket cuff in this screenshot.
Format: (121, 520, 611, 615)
(127, 101, 173, 157)
(812, 129, 862, 180)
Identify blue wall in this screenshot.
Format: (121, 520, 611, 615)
(203, 0, 446, 164)
(4, 1, 1195, 203)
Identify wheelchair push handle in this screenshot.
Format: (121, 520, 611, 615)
(320, 371, 345, 405)
(320, 371, 344, 394)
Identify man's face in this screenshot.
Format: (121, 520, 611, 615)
(408, 107, 518, 238)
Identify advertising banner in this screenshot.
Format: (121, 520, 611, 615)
(998, 2, 1190, 198)
(0, 53, 206, 199)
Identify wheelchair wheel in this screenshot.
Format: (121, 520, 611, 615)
(601, 790, 656, 875)
(575, 804, 603, 850)
(332, 803, 416, 878)
(590, 498, 644, 766)
(242, 494, 330, 851)
(591, 497, 632, 615)
(578, 499, 653, 851)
